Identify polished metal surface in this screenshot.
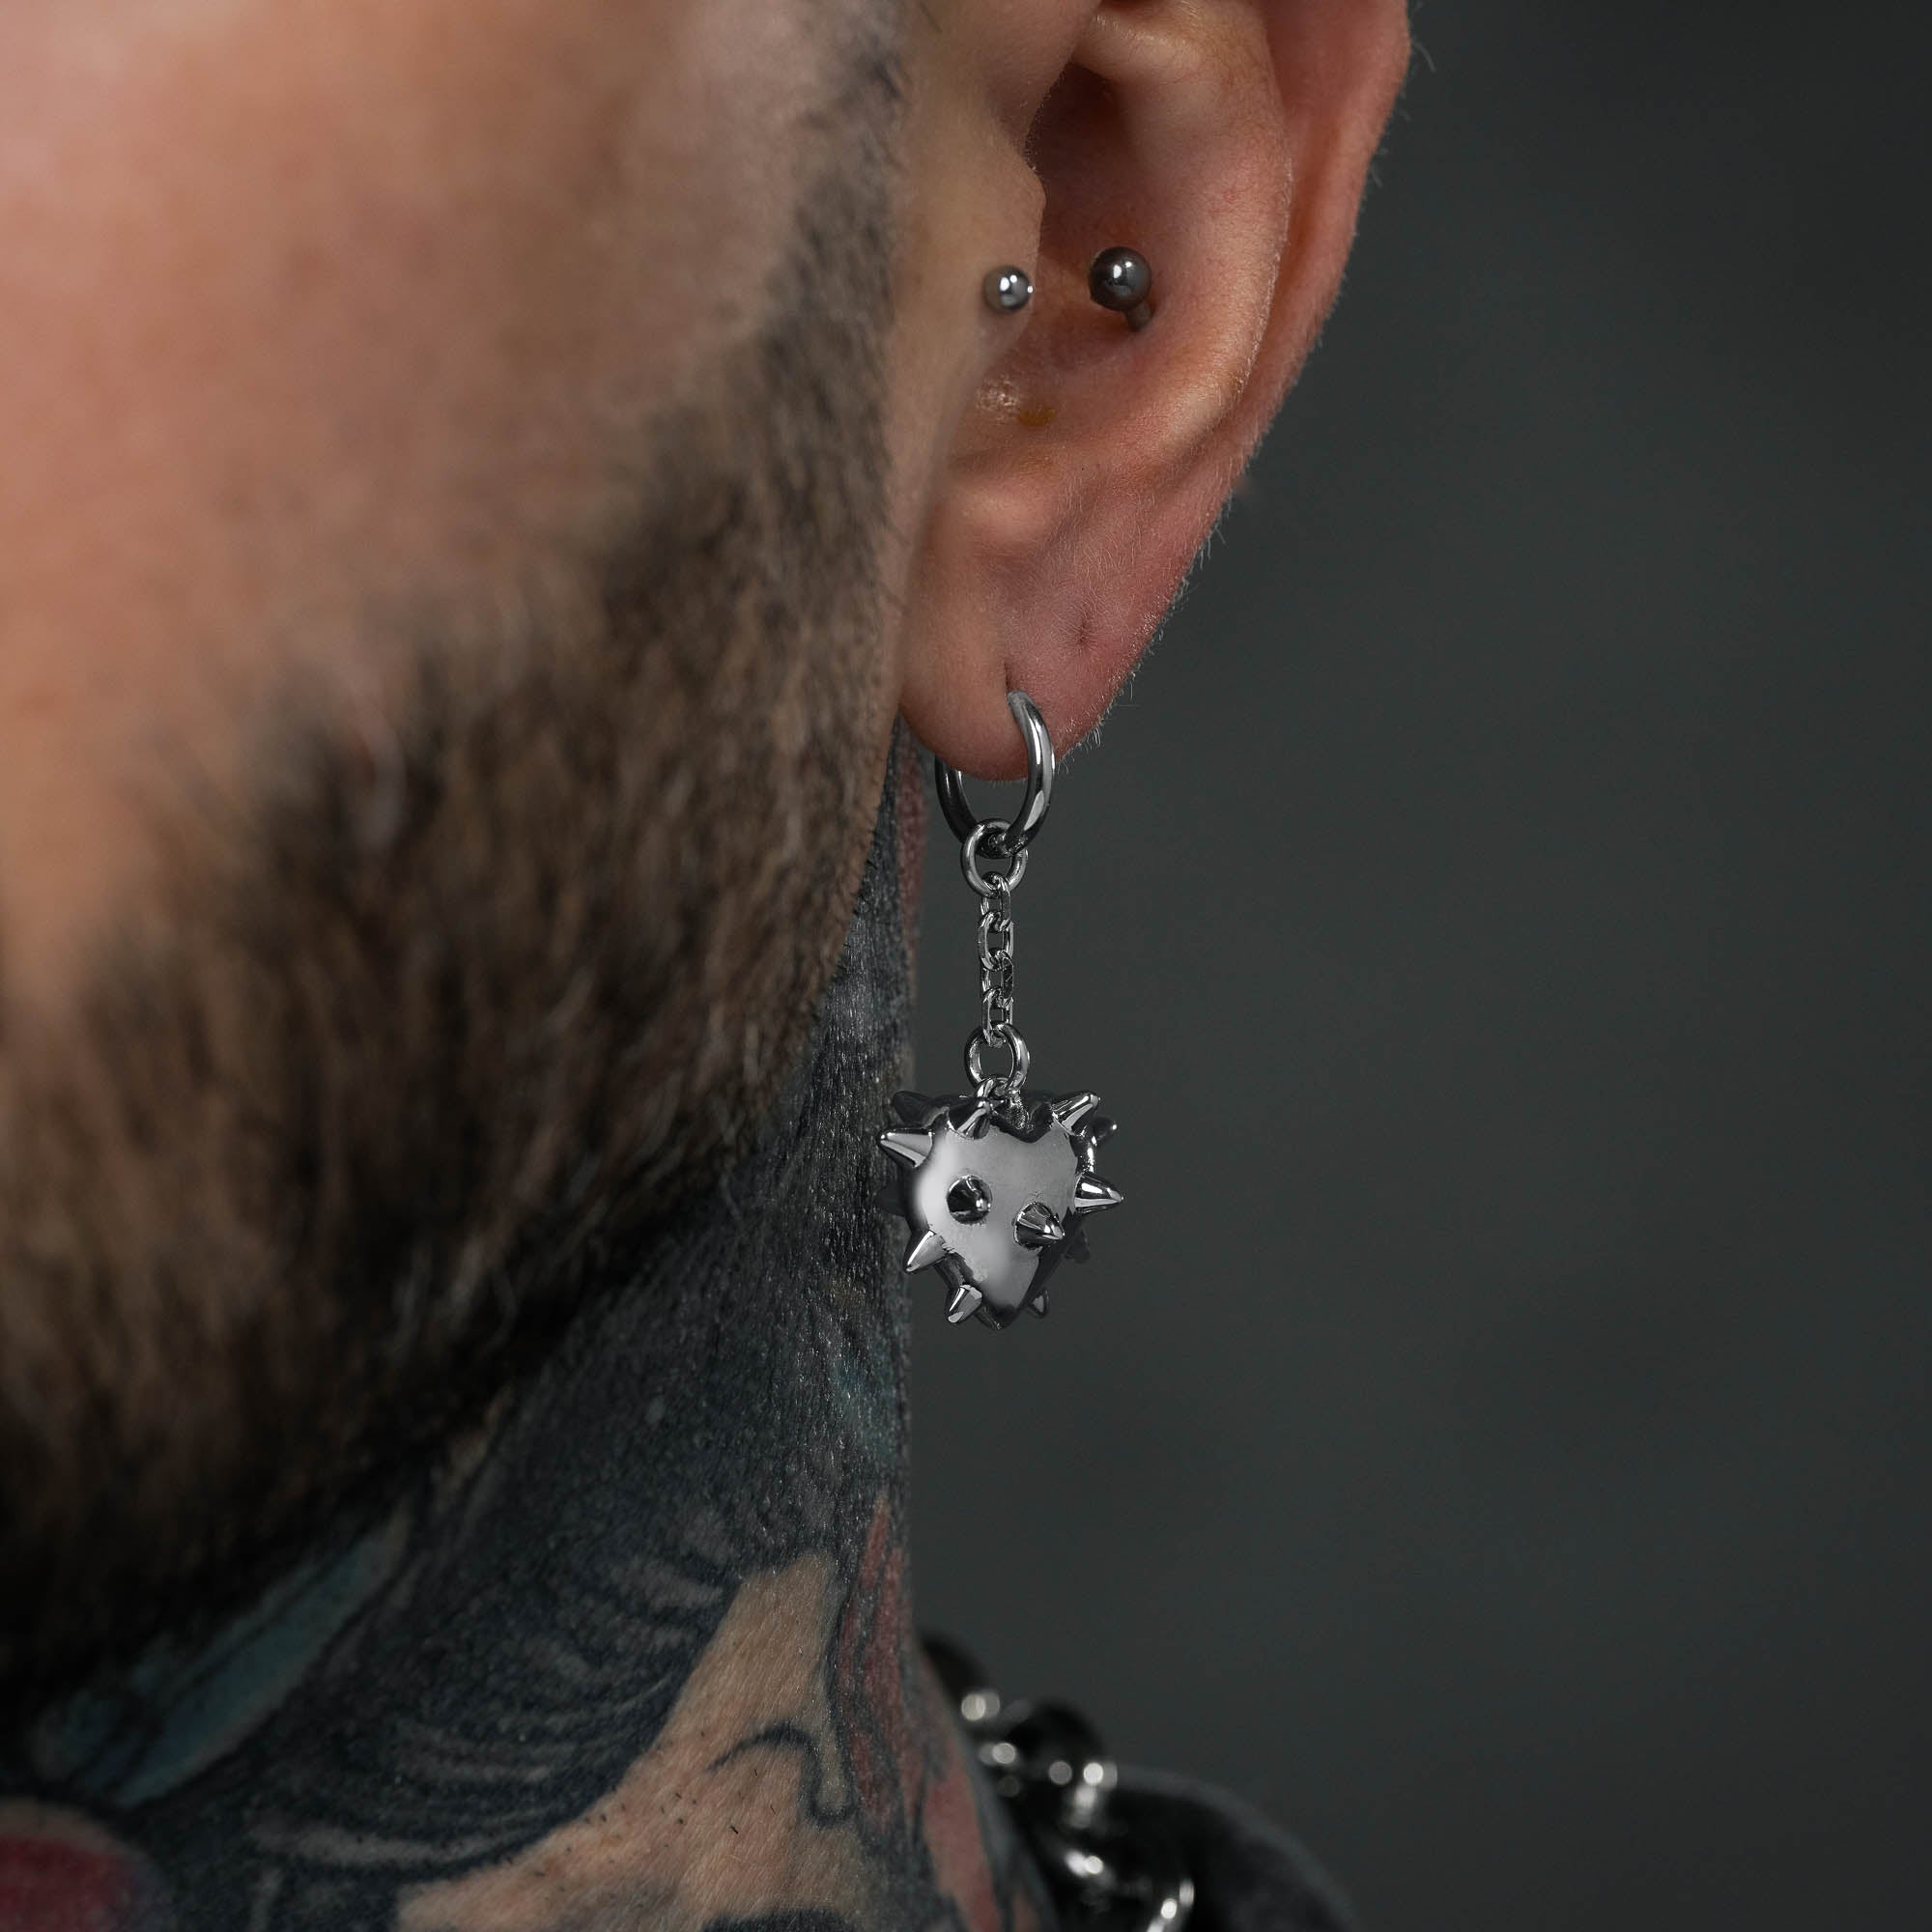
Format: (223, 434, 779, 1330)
(1014, 1199, 1067, 1247)
(1088, 244, 1155, 331)
(887, 689, 1122, 1329)
(881, 1094, 1113, 1328)
(961, 818, 1029, 896)
(962, 817, 1027, 1097)
(935, 690, 1056, 853)
(1072, 1174, 1123, 1215)
(923, 1635, 1196, 1932)
(964, 1023, 1030, 1095)
(981, 265, 1036, 313)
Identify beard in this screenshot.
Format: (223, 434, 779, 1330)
(0, 59, 902, 1701)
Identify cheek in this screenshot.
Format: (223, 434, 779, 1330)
(0, 0, 797, 619)
(0, 0, 826, 1000)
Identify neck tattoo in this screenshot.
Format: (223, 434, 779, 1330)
(0, 743, 1052, 1932)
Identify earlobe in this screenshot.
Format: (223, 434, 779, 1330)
(896, 0, 1408, 780)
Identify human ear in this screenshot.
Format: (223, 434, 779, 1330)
(895, 0, 1408, 778)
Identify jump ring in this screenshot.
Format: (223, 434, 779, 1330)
(961, 821, 1029, 897)
(936, 692, 1056, 854)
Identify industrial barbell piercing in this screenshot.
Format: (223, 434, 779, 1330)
(981, 265, 1035, 314)
(1088, 245, 1154, 331)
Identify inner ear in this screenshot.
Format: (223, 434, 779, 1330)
(1009, 64, 1164, 389)
(964, 55, 1208, 473)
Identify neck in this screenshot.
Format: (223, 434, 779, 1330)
(1, 750, 1046, 1932)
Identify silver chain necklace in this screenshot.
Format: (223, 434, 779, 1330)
(926, 1636, 1197, 1931)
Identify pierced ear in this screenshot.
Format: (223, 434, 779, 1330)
(899, 0, 1407, 779)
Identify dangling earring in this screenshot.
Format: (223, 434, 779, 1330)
(880, 693, 1122, 1331)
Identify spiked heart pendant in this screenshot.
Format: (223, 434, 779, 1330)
(883, 693, 1123, 1331)
(882, 1089, 1121, 1328)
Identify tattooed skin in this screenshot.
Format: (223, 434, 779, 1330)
(0, 763, 1051, 1932)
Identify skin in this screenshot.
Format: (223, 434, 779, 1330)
(4, 782, 1048, 1928)
(0, 0, 1407, 1924)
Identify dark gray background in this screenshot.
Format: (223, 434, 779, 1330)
(908, 5, 1931, 1928)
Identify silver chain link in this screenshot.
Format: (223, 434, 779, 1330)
(960, 821, 1030, 1099)
(979, 884, 1015, 1037)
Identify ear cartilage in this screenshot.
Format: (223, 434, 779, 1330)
(1088, 246, 1154, 330)
(981, 266, 1036, 314)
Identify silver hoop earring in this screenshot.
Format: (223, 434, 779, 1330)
(879, 692, 1122, 1331)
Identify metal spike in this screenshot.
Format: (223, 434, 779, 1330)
(879, 1128, 932, 1171)
(1051, 1093, 1101, 1131)
(946, 1283, 984, 1324)
(1029, 1292, 1051, 1318)
(1080, 1114, 1119, 1146)
(1014, 1201, 1067, 1247)
(904, 1228, 950, 1274)
(1071, 1175, 1123, 1215)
